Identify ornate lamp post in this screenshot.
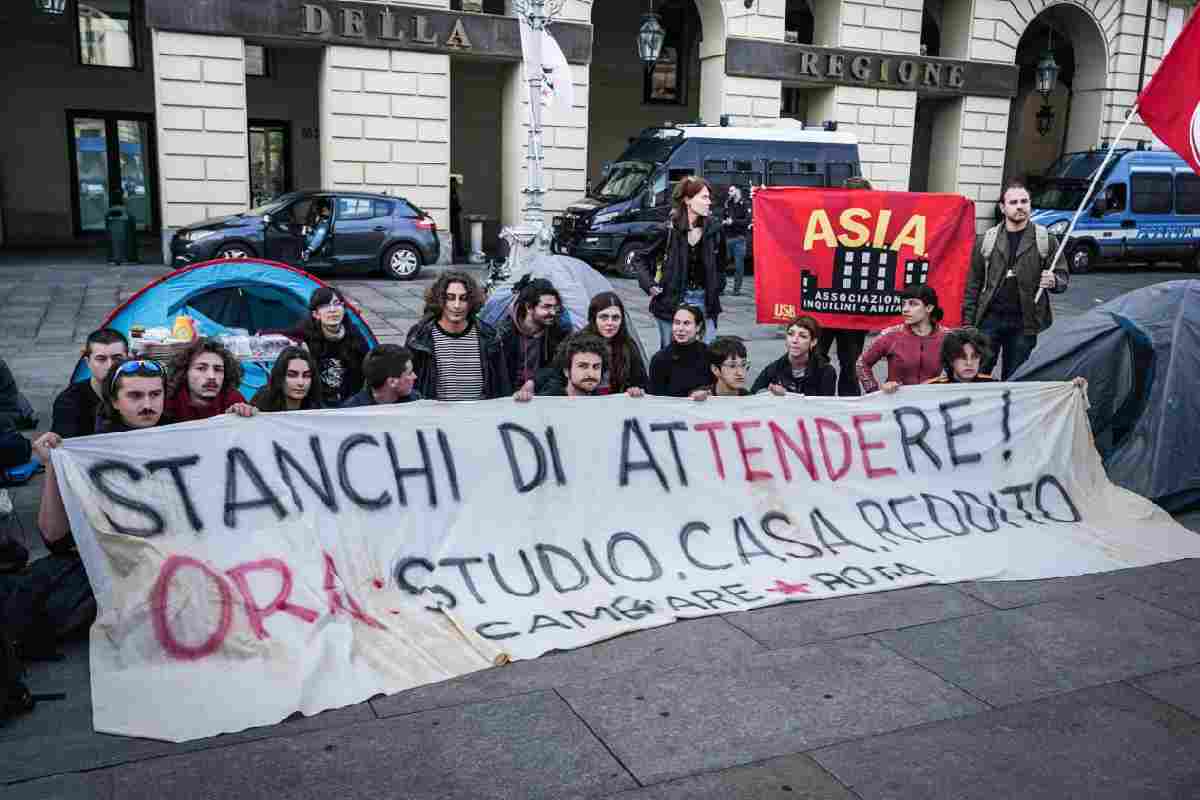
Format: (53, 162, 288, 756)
(1034, 28, 1060, 137)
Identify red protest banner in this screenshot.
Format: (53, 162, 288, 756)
(753, 188, 975, 330)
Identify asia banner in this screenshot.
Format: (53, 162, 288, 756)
(55, 385, 1200, 743)
(753, 187, 976, 329)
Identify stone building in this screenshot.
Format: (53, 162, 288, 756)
(1, 0, 1195, 256)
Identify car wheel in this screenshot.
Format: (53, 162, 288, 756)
(216, 242, 255, 260)
(384, 243, 421, 280)
(615, 242, 642, 279)
(1067, 243, 1095, 274)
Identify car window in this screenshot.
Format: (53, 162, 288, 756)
(1105, 183, 1127, 212)
(286, 199, 315, 225)
(1175, 173, 1200, 215)
(336, 198, 373, 220)
(372, 199, 395, 218)
(394, 200, 418, 218)
(1130, 173, 1173, 214)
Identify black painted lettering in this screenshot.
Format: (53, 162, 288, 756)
(535, 543, 589, 593)
(385, 430, 437, 507)
(894, 407, 942, 472)
(612, 595, 655, 620)
(940, 397, 981, 467)
(889, 494, 948, 541)
(225, 448, 287, 528)
(761, 510, 824, 558)
(811, 572, 856, 591)
(679, 521, 733, 570)
(87, 460, 164, 537)
(545, 426, 567, 485)
(922, 492, 968, 536)
(145, 455, 203, 532)
(393, 557, 456, 610)
(498, 423, 546, 494)
(841, 566, 876, 587)
(667, 595, 707, 611)
(650, 421, 690, 486)
(437, 429, 461, 502)
(274, 438, 337, 515)
(954, 489, 999, 532)
(722, 583, 766, 603)
(487, 550, 541, 597)
(620, 419, 669, 491)
(607, 532, 663, 582)
(437, 557, 486, 604)
(1035, 474, 1083, 522)
(529, 613, 572, 633)
(583, 538, 617, 585)
(476, 621, 519, 640)
(563, 605, 620, 627)
(812, 508, 876, 555)
(857, 498, 919, 544)
(999, 483, 1042, 524)
(691, 588, 739, 609)
(733, 515, 786, 565)
(338, 434, 391, 509)
(896, 562, 935, 577)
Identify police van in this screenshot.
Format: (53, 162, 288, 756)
(552, 122, 861, 277)
(1030, 147, 1200, 273)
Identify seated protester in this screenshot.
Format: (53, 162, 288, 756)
(648, 304, 711, 400)
(524, 333, 608, 398)
(295, 287, 369, 407)
(250, 346, 325, 412)
(751, 315, 838, 396)
(49, 328, 129, 439)
(583, 292, 648, 396)
(495, 277, 571, 398)
(694, 336, 752, 401)
(163, 338, 256, 423)
(34, 357, 167, 552)
(0, 358, 34, 479)
(855, 284, 947, 394)
(342, 344, 422, 407)
(927, 328, 997, 384)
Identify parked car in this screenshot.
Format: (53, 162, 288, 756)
(170, 190, 440, 280)
(1030, 147, 1200, 273)
(553, 122, 861, 278)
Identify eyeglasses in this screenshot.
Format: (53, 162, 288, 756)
(721, 360, 751, 372)
(317, 299, 344, 311)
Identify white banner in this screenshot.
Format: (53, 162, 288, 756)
(521, 26, 574, 121)
(55, 384, 1200, 742)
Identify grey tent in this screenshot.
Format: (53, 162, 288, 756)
(1012, 279, 1200, 511)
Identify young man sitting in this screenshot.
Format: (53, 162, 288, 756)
(162, 338, 256, 423)
(693, 336, 751, 401)
(33, 357, 168, 553)
(341, 344, 422, 407)
(47, 328, 129, 439)
(528, 333, 609, 397)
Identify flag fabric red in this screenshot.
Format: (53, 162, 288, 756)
(753, 187, 975, 330)
(1138, 9, 1200, 176)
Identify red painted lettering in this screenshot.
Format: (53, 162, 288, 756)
(769, 420, 819, 482)
(693, 421, 728, 480)
(815, 418, 852, 481)
(150, 555, 234, 661)
(323, 553, 386, 629)
(731, 420, 772, 482)
(852, 413, 896, 479)
(226, 558, 320, 640)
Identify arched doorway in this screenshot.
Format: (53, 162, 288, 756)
(1003, 3, 1109, 181)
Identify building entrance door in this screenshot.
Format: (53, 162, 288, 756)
(249, 121, 291, 209)
(68, 112, 158, 236)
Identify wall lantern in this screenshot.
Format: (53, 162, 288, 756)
(638, 4, 667, 70)
(1035, 28, 1060, 98)
(1036, 103, 1056, 137)
(34, 0, 67, 13)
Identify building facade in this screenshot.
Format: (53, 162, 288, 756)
(1, 0, 1195, 257)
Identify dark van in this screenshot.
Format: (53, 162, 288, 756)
(552, 122, 862, 277)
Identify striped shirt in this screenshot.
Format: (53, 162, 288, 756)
(431, 321, 485, 401)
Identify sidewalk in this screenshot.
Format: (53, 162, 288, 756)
(2, 251, 1199, 799)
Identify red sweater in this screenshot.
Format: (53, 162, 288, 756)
(855, 324, 946, 393)
(163, 385, 247, 423)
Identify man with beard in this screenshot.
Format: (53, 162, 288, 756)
(406, 270, 510, 401)
(163, 339, 256, 423)
(341, 344, 422, 407)
(524, 333, 608, 398)
(497, 277, 570, 401)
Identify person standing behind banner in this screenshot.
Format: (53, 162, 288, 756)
(816, 176, 874, 397)
(962, 179, 1068, 380)
(752, 315, 838, 396)
(722, 185, 752, 296)
(648, 304, 711, 399)
(294, 287, 370, 407)
(638, 176, 723, 350)
(856, 284, 947, 394)
(250, 346, 324, 412)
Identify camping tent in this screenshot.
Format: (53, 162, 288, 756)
(1011, 279, 1200, 511)
(71, 258, 378, 399)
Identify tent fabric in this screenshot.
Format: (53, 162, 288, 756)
(1011, 279, 1200, 510)
(70, 259, 378, 400)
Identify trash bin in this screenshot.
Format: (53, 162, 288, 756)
(105, 205, 139, 264)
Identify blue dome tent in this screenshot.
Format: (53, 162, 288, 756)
(71, 259, 378, 399)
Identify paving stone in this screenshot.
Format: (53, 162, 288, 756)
(372, 616, 763, 717)
(725, 585, 991, 649)
(557, 637, 985, 785)
(873, 593, 1200, 707)
(107, 692, 634, 800)
(955, 563, 1182, 609)
(1131, 664, 1200, 718)
(1116, 569, 1200, 621)
(811, 683, 1200, 800)
(601, 753, 854, 799)
(2, 771, 113, 800)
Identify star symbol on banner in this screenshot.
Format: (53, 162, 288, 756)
(766, 579, 811, 596)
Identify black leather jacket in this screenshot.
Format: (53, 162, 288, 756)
(405, 317, 512, 400)
(637, 217, 724, 322)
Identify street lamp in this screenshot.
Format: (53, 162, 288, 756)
(638, 6, 667, 70)
(1035, 29, 1060, 98)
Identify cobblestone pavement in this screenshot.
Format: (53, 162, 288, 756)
(2, 249, 1199, 799)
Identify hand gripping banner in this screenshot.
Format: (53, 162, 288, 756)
(54, 385, 1200, 742)
(753, 187, 976, 329)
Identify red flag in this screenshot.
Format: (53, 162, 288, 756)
(753, 188, 975, 330)
(1138, 9, 1200, 175)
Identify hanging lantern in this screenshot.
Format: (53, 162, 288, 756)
(34, 0, 67, 13)
(1035, 28, 1059, 98)
(1036, 103, 1056, 136)
(638, 12, 667, 68)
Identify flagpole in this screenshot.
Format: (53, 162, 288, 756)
(1034, 102, 1140, 302)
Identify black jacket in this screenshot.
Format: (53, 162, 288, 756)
(648, 340, 711, 397)
(637, 217, 724, 322)
(406, 317, 512, 400)
(724, 198, 751, 237)
(751, 352, 838, 396)
(494, 313, 573, 389)
(963, 224, 1069, 335)
(294, 326, 369, 407)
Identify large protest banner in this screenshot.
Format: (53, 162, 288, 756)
(753, 187, 976, 329)
(55, 384, 1200, 742)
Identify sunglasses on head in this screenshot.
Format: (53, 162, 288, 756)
(113, 359, 165, 378)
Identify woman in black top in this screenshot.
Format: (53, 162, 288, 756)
(251, 346, 326, 412)
(648, 304, 711, 399)
(751, 315, 838, 396)
(637, 176, 724, 351)
(293, 287, 369, 407)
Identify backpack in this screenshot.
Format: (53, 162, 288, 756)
(980, 223, 1049, 265)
